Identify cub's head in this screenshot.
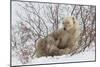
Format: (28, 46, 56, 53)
(63, 16, 76, 31)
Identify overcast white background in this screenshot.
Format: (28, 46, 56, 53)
(0, 0, 99, 67)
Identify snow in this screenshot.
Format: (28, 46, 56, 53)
(12, 47, 95, 66)
(30, 47, 95, 64)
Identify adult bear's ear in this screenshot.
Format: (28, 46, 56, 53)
(72, 16, 76, 23)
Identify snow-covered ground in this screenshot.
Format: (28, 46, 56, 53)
(12, 46, 95, 66)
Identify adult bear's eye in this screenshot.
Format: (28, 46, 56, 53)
(63, 27, 66, 30)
